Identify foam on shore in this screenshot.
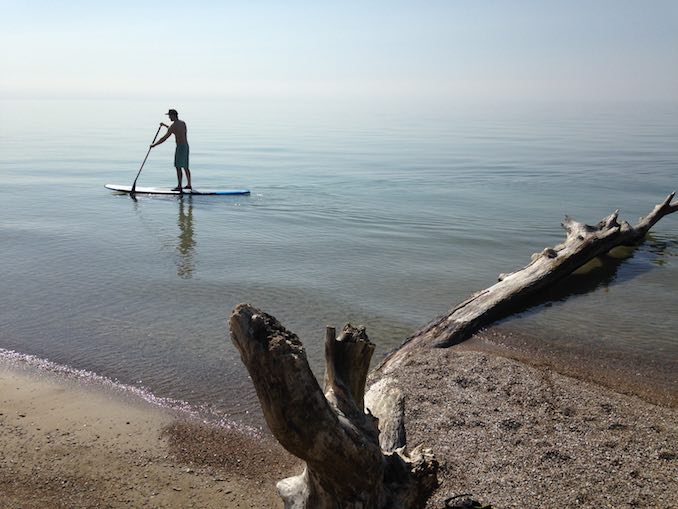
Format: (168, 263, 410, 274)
(0, 347, 260, 434)
(0, 354, 296, 508)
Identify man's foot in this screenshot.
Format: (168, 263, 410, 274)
(183, 185, 192, 190)
(171, 186, 182, 192)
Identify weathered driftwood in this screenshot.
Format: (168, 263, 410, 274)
(229, 304, 438, 509)
(228, 194, 675, 505)
(378, 193, 678, 373)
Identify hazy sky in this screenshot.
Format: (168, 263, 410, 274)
(1, 0, 676, 103)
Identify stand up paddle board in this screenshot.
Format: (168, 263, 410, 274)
(105, 184, 250, 196)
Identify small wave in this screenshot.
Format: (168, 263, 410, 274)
(0, 347, 261, 436)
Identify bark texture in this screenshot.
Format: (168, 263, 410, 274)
(378, 193, 678, 373)
(229, 304, 438, 509)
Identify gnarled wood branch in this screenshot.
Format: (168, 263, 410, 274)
(229, 304, 437, 509)
(378, 193, 678, 373)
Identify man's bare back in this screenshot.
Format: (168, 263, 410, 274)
(166, 120, 188, 145)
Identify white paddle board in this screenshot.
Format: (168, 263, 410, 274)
(105, 184, 250, 196)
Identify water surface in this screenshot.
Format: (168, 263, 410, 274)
(1, 99, 676, 424)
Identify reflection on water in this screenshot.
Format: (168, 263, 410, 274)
(646, 234, 678, 267)
(176, 197, 196, 279)
(129, 194, 198, 279)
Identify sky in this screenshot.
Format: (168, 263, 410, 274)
(1, 0, 677, 104)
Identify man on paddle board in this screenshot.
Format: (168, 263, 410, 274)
(150, 109, 192, 191)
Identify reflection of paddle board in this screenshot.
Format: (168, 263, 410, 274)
(105, 184, 250, 195)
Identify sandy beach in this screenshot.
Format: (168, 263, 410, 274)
(0, 363, 299, 508)
(2, 334, 676, 508)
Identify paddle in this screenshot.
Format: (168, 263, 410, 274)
(131, 125, 163, 194)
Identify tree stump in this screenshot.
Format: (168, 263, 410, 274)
(229, 304, 438, 509)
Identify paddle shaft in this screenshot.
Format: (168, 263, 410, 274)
(131, 125, 163, 193)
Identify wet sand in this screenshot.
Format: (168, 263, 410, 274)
(467, 325, 677, 408)
(0, 364, 299, 508)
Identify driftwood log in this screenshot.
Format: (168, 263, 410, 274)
(229, 194, 676, 507)
(229, 305, 438, 509)
(377, 193, 678, 373)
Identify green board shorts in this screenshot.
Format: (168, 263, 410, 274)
(174, 144, 189, 168)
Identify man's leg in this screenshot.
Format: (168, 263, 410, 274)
(173, 166, 183, 191)
(183, 168, 192, 189)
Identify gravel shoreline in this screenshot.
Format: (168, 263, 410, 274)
(382, 346, 677, 508)
(2, 335, 676, 508)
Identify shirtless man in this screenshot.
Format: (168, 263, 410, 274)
(150, 109, 192, 191)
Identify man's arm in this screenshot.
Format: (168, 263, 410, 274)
(150, 123, 174, 148)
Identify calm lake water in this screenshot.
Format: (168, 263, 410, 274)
(1, 99, 676, 425)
